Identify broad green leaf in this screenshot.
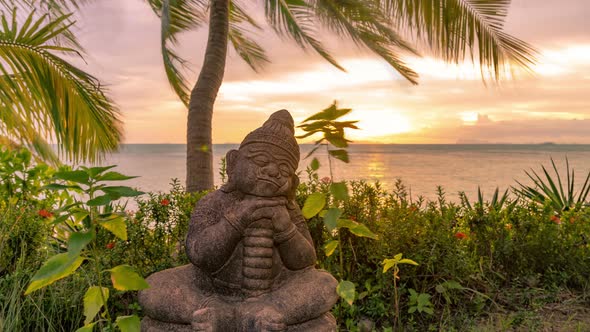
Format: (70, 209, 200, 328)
(43, 183, 83, 191)
(68, 231, 94, 256)
(302, 193, 326, 219)
(382, 258, 397, 273)
(83, 286, 109, 325)
(54, 170, 90, 185)
(99, 215, 127, 241)
(85, 165, 117, 177)
(336, 280, 356, 306)
(101, 186, 144, 198)
(116, 315, 141, 332)
(398, 258, 419, 266)
(72, 211, 90, 224)
(349, 224, 377, 239)
(87, 194, 112, 207)
(323, 208, 342, 232)
(337, 218, 357, 229)
(324, 240, 339, 257)
(98, 171, 138, 181)
(330, 182, 349, 201)
(325, 134, 348, 148)
(109, 265, 149, 291)
(328, 149, 349, 163)
(25, 253, 85, 294)
(75, 322, 97, 332)
(298, 120, 329, 132)
(310, 158, 320, 171)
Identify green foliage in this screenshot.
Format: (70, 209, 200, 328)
(0, 9, 121, 163)
(0, 147, 57, 275)
(104, 179, 205, 277)
(297, 101, 359, 167)
(515, 158, 590, 213)
(407, 289, 434, 315)
(25, 165, 147, 331)
(2, 148, 590, 331)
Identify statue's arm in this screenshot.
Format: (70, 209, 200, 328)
(275, 203, 317, 270)
(186, 207, 242, 273)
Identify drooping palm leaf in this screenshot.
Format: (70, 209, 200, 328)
(313, 0, 419, 83)
(148, 0, 207, 106)
(265, 0, 344, 70)
(228, 1, 269, 72)
(384, 0, 537, 80)
(0, 9, 122, 163)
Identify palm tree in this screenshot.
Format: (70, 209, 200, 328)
(0, 3, 121, 163)
(147, 0, 536, 192)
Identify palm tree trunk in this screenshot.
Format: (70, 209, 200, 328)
(186, 0, 229, 192)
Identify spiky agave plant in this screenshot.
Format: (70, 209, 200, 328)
(514, 158, 590, 213)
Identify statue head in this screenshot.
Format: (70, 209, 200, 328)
(224, 110, 300, 197)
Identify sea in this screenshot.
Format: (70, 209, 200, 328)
(100, 144, 590, 203)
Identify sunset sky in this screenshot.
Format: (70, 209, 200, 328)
(75, 0, 589, 144)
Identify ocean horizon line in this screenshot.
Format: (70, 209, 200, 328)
(116, 142, 590, 146)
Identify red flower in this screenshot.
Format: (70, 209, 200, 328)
(454, 232, 467, 240)
(106, 242, 116, 249)
(321, 177, 331, 184)
(160, 198, 170, 206)
(550, 215, 561, 224)
(409, 206, 418, 212)
(38, 209, 53, 218)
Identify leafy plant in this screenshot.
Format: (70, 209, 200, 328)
(297, 101, 358, 177)
(25, 166, 147, 331)
(515, 158, 590, 213)
(407, 289, 434, 315)
(298, 102, 377, 308)
(0, 9, 121, 163)
(382, 253, 419, 328)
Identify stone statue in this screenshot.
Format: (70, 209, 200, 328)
(139, 110, 338, 331)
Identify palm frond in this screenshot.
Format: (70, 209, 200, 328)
(384, 0, 537, 80)
(314, 0, 418, 83)
(265, 0, 344, 70)
(150, 0, 207, 106)
(1, 0, 97, 52)
(0, 9, 121, 163)
(228, 1, 269, 72)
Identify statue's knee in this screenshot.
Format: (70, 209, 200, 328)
(316, 270, 338, 291)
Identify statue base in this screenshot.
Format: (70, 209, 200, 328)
(141, 312, 337, 332)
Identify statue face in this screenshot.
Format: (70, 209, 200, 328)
(233, 145, 295, 197)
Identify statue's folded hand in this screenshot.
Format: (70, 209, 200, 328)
(225, 197, 287, 232)
(270, 205, 292, 233)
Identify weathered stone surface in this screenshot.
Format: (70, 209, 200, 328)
(139, 110, 338, 331)
(141, 313, 337, 332)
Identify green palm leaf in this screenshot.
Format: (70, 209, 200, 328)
(0, 9, 122, 163)
(228, 1, 269, 72)
(265, 0, 344, 70)
(150, 0, 207, 106)
(314, 0, 419, 83)
(384, 0, 537, 80)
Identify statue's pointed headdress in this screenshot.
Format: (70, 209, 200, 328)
(239, 110, 300, 169)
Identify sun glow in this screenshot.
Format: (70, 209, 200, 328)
(350, 111, 413, 141)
